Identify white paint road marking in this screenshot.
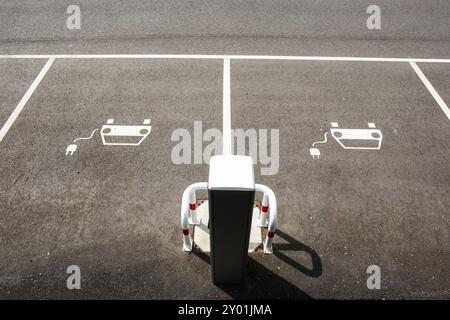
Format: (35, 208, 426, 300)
(0, 54, 449, 63)
(0, 58, 55, 143)
(410, 61, 450, 121)
(222, 58, 232, 155)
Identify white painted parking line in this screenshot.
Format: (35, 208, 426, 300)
(410, 61, 450, 121)
(0, 54, 449, 63)
(0, 58, 55, 143)
(222, 58, 232, 155)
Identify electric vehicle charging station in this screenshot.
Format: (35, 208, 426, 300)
(208, 155, 256, 284)
(180, 59, 277, 284)
(180, 155, 277, 284)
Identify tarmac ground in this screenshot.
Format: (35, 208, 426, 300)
(0, 1, 449, 299)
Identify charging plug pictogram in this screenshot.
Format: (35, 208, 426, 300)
(65, 144, 78, 155)
(309, 148, 321, 159)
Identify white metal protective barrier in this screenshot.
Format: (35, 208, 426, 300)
(180, 182, 278, 254)
(255, 184, 277, 254)
(180, 182, 207, 252)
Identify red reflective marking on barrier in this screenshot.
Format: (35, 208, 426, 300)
(261, 205, 268, 213)
(267, 231, 275, 238)
(182, 229, 189, 235)
(189, 203, 196, 210)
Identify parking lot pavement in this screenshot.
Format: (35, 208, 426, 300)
(0, 59, 227, 298)
(1, 1, 450, 58)
(0, 0, 450, 300)
(417, 63, 450, 108)
(0, 57, 448, 299)
(0, 60, 46, 126)
(231, 60, 450, 298)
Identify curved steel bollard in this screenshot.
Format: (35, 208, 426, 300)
(255, 184, 277, 254)
(180, 182, 207, 252)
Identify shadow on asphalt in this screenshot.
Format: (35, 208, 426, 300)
(193, 229, 321, 299)
(273, 229, 322, 278)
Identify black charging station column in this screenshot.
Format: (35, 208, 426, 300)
(208, 155, 255, 284)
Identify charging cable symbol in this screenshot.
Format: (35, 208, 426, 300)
(65, 119, 152, 156)
(66, 129, 98, 155)
(309, 132, 328, 159)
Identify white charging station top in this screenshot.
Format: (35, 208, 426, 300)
(208, 155, 255, 191)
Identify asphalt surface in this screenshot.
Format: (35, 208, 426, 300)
(0, 1, 449, 299)
(0, 0, 450, 57)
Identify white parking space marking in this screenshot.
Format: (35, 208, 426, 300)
(410, 61, 450, 121)
(0, 58, 55, 143)
(0, 54, 449, 63)
(1, 55, 449, 146)
(222, 58, 232, 155)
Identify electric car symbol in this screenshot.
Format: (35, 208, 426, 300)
(330, 122, 383, 150)
(100, 119, 152, 146)
(309, 122, 383, 159)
